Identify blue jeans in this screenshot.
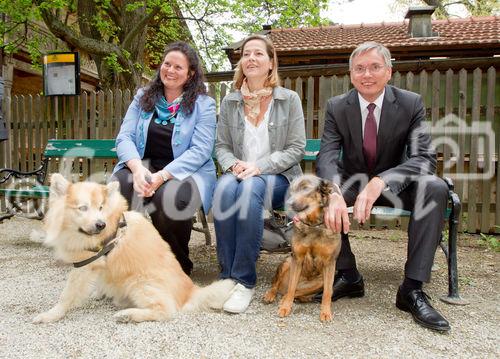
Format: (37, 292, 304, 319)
(213, 174, 289, 288)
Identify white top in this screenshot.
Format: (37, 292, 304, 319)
(358, 90, 385, 137)
(242, 102, 272, 162)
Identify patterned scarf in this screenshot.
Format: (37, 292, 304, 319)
(154, 95, 183, 125)
(240, 80, 273, 123)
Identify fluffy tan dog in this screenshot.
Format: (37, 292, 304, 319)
(33, 173, 234, 324)
(263, 174, 341, 321)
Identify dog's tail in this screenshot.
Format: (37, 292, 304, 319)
(182, 279, 235, 312)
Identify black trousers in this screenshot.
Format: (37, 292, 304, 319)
(338, 175, 449, 283)
(112, 168, 202, 275)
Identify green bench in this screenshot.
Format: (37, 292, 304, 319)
(0, 139, 117, 222)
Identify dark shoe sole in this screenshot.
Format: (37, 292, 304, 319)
(333, 289, 365, 301)
(396, 301, 451, 333)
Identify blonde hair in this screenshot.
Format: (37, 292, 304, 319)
(233, 35, 280, 90)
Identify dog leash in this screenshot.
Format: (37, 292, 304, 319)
(73, 216, 127, 268)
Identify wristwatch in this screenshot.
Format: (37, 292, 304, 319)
(159, 170, 169, 182)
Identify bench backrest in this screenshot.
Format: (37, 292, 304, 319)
(44, 139, 117, 159)
(304, 139, 321, 162)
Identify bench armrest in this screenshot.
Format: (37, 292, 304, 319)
(442, 176, 454, 191)
(0, 159, 48, 185)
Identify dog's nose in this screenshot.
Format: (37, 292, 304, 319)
(95, 220, 106, 232)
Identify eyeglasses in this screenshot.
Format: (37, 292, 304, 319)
(352, 64, 386, 75)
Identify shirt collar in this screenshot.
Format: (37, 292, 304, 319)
(358, 89, 385, 111)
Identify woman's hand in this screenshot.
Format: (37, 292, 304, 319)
(232, 160, 261, 180)
(131, 166, 153, 197)
(126, 159, 153, 197)
(142, 170, 172, 198)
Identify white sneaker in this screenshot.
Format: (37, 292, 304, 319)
(223, 283, 255, 313)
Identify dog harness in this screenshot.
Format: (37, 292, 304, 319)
(73, 216, 127, 268)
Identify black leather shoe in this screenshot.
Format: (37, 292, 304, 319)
(313, 272, 365, 302)
(396, 286, 451, 332)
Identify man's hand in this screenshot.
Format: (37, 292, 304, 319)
(233, 160, 261, 180)
(324, 192, 350, 234)
(353, 176, 386, 224)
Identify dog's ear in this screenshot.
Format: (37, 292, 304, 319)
(49, 173, 69, 197)
(319, 179, 333, 197)
(106, 181, 120, 196)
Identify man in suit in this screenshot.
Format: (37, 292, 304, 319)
(316, 42, 450, 332)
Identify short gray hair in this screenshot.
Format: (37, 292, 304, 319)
(349, 42, 392, 69)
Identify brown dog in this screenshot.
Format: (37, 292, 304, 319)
(263, 174, 342, 321)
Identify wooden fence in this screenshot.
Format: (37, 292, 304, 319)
(0, 66, 498, 233)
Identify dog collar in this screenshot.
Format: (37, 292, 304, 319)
(73, 216, 127, 268)
(293, 216, 324, 228)
(298, 219, 324, 228)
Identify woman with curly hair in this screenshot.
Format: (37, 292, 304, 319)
(112, 41, 216, 275)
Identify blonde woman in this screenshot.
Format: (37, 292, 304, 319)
(213, 35, 306, 313)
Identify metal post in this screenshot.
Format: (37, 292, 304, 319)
(440, 190, 469, 305)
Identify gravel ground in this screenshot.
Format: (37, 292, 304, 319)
(0, 217, 498, 359)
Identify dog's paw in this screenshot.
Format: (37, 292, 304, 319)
(263, 290, 277, 304)
(32, 311, 62, 324)
(29, 229, 46, 243)
(319, 310, 333, 322)
(114, 310, 134, 323)
(277, 304, 292, 318)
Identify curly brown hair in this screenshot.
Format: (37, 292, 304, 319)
(140, 42, 206, 115)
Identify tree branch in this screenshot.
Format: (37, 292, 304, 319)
(121, 6, 162, 50)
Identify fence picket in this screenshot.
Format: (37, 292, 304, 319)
(318, 76, 332, 137)
(26, 95, 34, 171)
(481, 67, 496, 233)
(443, 69, 454, 166)
(406, 71, 414, 92)
(467, 68, 482, 233)
(393, 71, 401, 88)
(305, 77, 315, 173)
(456, 69, 468, 211)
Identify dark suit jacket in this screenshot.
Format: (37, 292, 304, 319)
(317, 85, 437, 195)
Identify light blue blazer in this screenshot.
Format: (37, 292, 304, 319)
(113, 88, 217, 213)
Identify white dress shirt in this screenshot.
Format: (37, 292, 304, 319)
(358, 90, 385, 137)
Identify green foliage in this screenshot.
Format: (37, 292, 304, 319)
(479, 227, 500, 252)
(104, 53, 129, 74)
(1, 0, 330, 88)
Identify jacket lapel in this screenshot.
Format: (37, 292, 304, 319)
(345, 90, 364, 166)
(376, 86, 398, 168)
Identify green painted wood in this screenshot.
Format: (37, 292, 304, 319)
(43, 139, 117, 158)
(0, 185, 49, 198)
(347, 206, 451, 219)
(303, 139, 321, 162)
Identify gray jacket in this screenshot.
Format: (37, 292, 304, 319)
(215, 86, 306, 183)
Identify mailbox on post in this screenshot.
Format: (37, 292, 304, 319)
(43, 52, 81, 96)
